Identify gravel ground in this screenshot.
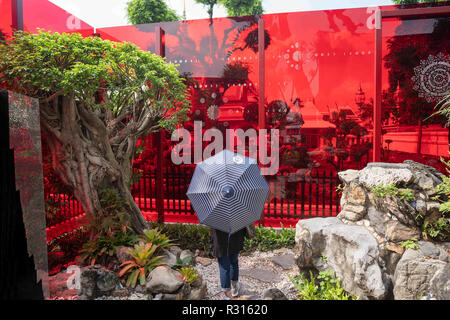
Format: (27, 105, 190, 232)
(50, 248, 301, 300)
(199, 248, 299, 300)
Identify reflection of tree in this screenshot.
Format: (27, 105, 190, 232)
(323, 109, 371, 170)
(324, 10, 364, 35)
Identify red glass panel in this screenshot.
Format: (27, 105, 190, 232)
(381, 14, 450, 173)
(22, 0, 94, 35)
(0, 0, 13, 39)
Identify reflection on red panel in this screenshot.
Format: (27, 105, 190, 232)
(97, 25, 156, 52)
(381, 15, 450, 172)
(0, 0, 13, 39)
(23, 0, 93, 35)
(263, 8, 376, 179)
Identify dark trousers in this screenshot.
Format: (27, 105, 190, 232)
(217, 253, 239, 290)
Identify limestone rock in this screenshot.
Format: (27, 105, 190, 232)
(160, 249, 178, 268)
(78, 265, 119, 300)
(337, 204, 367, 221)
(338, 169, 360, 184)
(180, 249, 196, 265)
(359, 165, 414, 189)
(429, 263, 450, 300)
(295, 217, 388, 300)
(146, 266, 184, 294)
(393, 245, 447, 300)
(385, 220, 420, 242)
(347, 182, 367, 206)
(367, 206, 388, 237)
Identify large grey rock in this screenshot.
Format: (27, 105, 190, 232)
(359, 166, 414, 189)
(295, 217, 388, 300)
(78, 265, 119, 300)
(160, 249, 178, 268)
(429, 263, 450, 300)
(393, 245, 447, 300)
(146, 266, 184, 294)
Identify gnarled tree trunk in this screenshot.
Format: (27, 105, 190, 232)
(40, 95, 158, 234)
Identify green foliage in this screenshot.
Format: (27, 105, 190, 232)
(220, 0, 263, 16)
(179, 267, 198, 284)
(371, 183, 400, 198)
(335, 184, 344, 195)
(79, 232, 138, 265)
(0, 30, 189, 132)
(150, 222, 212, 256)
(140, 228, 175, 253)
(371, 183, 415, 202)
(79, 187, 138, 265)
(289, 270, 356, 300)
(243, 224, 295, 253)
(118, 241, 163, 287)
(422, 217, 450, 241)
(401, 239, 419, 250)
(172, 255, 193, 270)
(398, 189, 415, 202)
(320, 254, 328, 263)
(424, 154, 450, 241)
(126, 0, 179, 24)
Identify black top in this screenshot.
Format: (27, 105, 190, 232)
(210, 227, 248, 258)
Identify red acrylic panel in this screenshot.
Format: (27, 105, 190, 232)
(97, 24, 156, 52)
(381, 14, 450, 173)
(263, 8, 376, 170)
(0, 0, 13, 39)
(22, 0, 94, 36)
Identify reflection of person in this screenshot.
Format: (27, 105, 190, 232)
(210, 227, 248, 300)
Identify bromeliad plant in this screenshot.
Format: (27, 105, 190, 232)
(140, 228, 175, 253)
(179, 267, 198, 284)
(118, 241, 163, 288)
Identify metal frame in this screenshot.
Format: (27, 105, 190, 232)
(373, 5, 450, 162)
(155, 26, 165, 224)
(11, 0, 23, 31)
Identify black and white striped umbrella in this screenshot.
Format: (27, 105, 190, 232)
(187, 150, 270, 234)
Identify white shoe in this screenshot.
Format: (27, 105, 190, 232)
(219, 291, 232, 300)
(231, 283, 240, 297)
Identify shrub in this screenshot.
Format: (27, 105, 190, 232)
(118, 241, 163, 288)
(79, 187, 139, 266)
(289, 270, 356, 300)
(243, 223, 295, 253)
(140, 228, 175, 253)
(400, 239, 419, 250)
(371, 183, 415, 202)
(150, 222, 212, 256)
(179, 267, 198, 284)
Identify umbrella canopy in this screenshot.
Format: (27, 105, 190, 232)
(187, 150, 270, 234)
